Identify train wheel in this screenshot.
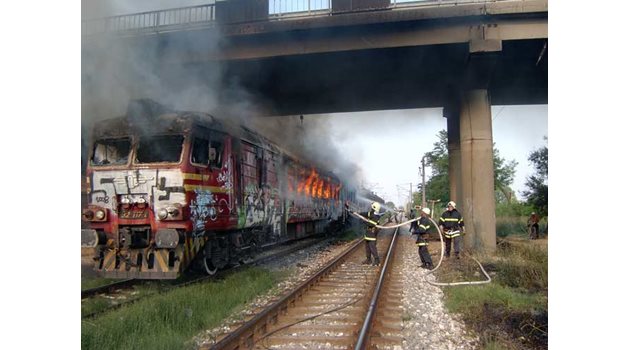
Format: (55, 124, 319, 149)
(203, 257, 218, 275)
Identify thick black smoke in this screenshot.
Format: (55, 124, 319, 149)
(81, 0, 363, 187)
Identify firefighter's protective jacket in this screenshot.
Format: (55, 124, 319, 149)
(413, 216, 431, 244)
(361, 209, 381, 240)
(439, 209, 464, 232)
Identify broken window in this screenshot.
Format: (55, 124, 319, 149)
(191, 137, 209, 166)
(91, 138, 131, 166)
(209, 140, 223, 168)
(136, 135, 184, 163)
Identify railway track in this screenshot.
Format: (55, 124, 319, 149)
(81, 235, 334, 319)
(206, 225, 406, 350)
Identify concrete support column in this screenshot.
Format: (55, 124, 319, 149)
(460, 89, 496, 254)
(445, 106, 462, 205)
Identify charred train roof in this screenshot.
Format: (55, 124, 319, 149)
(91, 99, 339, 181)
(92, 112, 224, 139)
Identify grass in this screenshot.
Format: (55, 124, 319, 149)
(81, 267, 282, 350)
(81, 283, 161, 318)
(496, 216, 547, 238)
(438, 235, 548, 349)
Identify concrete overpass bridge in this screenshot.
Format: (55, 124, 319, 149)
(82, 0, 548, 253)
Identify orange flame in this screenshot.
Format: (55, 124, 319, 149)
(303, 169, 318, 196)
(316, 179, 324, 198)
(293, 168, 343, 200)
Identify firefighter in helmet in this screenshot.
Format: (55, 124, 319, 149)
(439, 201, 465, 259)
(412, 207, 434, 269)
(362, 202, 382, 266)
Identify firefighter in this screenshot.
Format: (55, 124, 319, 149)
(439, 201, 465, 259)
(362, 202, 382, 266)
(412, 207, 434, 269)
(527, 212, 540, 239)
(408, 205, 421, 235)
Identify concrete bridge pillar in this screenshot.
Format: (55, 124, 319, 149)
(444, 104, 462, 205)
(460, 89, 496, 254)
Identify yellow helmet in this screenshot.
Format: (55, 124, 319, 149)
(447, 201, 456, 208)
(371, 202, 381, 212)
(422, 208, 431, 215)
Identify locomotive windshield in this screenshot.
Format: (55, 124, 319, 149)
(135, 134, 184, 164)
(91, 138, 131, 166)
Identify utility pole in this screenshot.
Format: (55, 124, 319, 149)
(409, 183, 412, 212)
(421, 156, 426, 208)
(428, 199, 441, 220)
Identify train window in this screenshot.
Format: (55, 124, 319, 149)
(209, 140, 223, 168)
(191, 137, 209, 166)
(136, 135, 184, 163)
(91, 138, 131, 166)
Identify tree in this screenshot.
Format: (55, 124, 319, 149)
(494, 147, 518, 203)
(417, 129, 517, 206)
(522, 137, 548, 216)
(421, 130, 450, 205)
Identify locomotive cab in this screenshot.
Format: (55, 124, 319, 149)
(81, 105, 235, 279)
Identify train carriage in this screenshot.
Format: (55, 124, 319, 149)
(81, 100, 355, 279)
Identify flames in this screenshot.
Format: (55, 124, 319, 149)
(295, 168, 341, 199)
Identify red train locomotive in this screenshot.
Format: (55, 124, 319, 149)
(81, 100, 356, 279)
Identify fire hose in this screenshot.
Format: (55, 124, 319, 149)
(347, 210, 491, 286)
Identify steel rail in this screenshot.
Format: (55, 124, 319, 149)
(209, 237, 365, 350)
(354, 226, 400, 350)
(81, 278, 136, 299)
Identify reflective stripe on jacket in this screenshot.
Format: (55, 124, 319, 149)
(439, 209, 464, 230)
(362, 209, 381, 239)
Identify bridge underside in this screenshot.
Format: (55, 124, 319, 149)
(207, 38, 547, 116)
(136, 9, 548, 116)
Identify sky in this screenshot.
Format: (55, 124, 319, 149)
(321, 105, 547, 206)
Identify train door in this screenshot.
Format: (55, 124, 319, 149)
(188, 130, 233, 227)
(263, 149, 283, 241)
(239, 141, 261, 229)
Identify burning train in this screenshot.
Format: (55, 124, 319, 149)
(81, 100, 357, 279)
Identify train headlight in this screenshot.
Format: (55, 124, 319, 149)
(82, 210, 94, 221)
(157, 208, 169, 220)
(121, 196, 131, 204)
(156, 207, 182, 221)
(83, 207, 107, 222)
(95, 209, 106, 220)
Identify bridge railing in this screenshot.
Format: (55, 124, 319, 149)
(269, 0, 331, 18)
(82, 4, 216, 36)
(82, 0, 519, 36)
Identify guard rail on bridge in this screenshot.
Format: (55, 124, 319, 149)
(82, 0, 531, 37)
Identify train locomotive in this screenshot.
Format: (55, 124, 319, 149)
(81, 100, 357, 279)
